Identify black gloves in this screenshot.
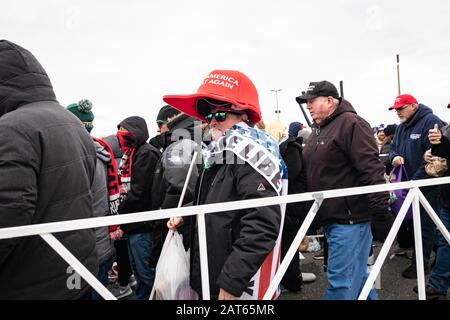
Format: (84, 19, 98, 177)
(370, 207, 394, 242)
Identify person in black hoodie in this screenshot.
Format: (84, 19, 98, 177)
(116, 116, 160, 299)
(297, 80, 392, 300)
(0, 40, 98, 299)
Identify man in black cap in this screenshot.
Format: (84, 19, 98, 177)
(156, 105, 181, 134)
(296, 80, 392, 300)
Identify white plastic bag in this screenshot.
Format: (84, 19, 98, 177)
(150, 230, 198, 300)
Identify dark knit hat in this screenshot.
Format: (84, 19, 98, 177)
(67, 99, 94, 133)
(156, 105, 180, 124)
(383, 124, 397, 137)
(288, 121, 302, 137)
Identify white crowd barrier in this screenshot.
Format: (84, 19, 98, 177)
(1, 177, 450, 300)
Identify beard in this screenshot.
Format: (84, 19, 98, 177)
(210, 127, 223, 141)
(398, 116, 407, 123)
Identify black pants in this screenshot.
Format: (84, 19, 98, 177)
(114, 238, 133, 286)
(280, 216, 302, 291)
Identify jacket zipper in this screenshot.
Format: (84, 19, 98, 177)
(196, 169, 206, 205)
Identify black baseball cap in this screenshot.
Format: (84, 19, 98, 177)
(156, 105, 180, 124)
(295, 80, 339, 104)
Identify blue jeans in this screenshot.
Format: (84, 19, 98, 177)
(128, 232, 155, 300)
(322, 222, 378, 300)
(428, 207, 450, 294)
(91, 254, 115, 300)
(410, 187, 440, 269)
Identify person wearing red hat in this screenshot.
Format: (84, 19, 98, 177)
(165, 70, 287, 300)
(388, 93, 446, 279)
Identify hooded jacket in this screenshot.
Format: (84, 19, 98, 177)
(302, 99, 388, 225)
(91, 141, 115, 264)
(389, 104, 446, 180)
(0, 40, 97, 299)
(117, 116, 161, 233)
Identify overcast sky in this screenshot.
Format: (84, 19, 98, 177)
(2, 0, 450, 136)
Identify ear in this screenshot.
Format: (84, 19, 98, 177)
(241, 113, 249, 121)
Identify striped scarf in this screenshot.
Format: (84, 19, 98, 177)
(117, 131, 135, 198)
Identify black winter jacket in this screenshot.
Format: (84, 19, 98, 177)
(189, 160, 281, 299)
(117, 117, 161, 234)
(279, 137, 308, 221)
(431, 135, 450, 210)
(0, 40, 98, 299)
(302, 99, 388, 225)
(149, 114, 200, 266)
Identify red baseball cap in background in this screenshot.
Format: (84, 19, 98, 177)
(163, 69, 261, 124)
(388, 94, 418, 110)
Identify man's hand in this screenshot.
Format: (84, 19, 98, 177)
(370, 208, 394, 242)
(428, 123, 442, 145)
(392, 156, 405, 167)
(167, 216, 183, 230)
(218, 288, 238, 300)
(424, 149, 433, 163)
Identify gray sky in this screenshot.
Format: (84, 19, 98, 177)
(2, 0, 450, 136)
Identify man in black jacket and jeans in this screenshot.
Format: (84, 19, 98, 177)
(297, 80, 392, 300)
(116, 116, 160, 300)
(0, 40, 98, 299)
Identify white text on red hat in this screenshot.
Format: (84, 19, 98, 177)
(202, 73, 239, 90)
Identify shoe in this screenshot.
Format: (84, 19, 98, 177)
(394, 248, 407, 256)
(313, 249, 324, 260)
(413, 285, 447, 300)
(402, 265, 429, 279)
(110, 284, 132, 299)
(301, 272, 316, 283)
(129, 274, 137, 289)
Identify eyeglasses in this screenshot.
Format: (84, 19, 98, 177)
(395, 104, 411, 112)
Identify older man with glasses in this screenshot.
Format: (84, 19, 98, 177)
(163, 69, 287, 300)
(388, 94, 446, 279)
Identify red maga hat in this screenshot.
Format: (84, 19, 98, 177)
(163, 70, 261, 124)
(388, 94, 418, 110)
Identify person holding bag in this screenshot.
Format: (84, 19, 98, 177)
(388, 94, 446, 279)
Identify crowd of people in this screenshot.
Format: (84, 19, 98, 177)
(0, 40, 448, 300)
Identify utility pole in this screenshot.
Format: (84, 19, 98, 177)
(270, 89, 282, 121)
(396, 54, 401, 95)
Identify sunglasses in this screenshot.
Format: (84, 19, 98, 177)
(196, 97, 244, 116)
(205, 112, 228, 123)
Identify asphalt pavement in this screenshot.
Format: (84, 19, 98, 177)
(279, 240, 448, 300)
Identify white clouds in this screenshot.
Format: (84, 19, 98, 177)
(2, 0, 450, 136)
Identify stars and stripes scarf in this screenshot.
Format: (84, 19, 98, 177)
(202, 122, 288, 300)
